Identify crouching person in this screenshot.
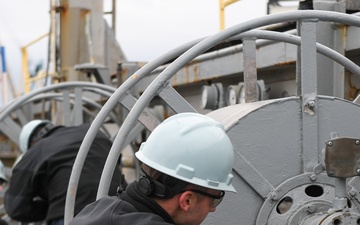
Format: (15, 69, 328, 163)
(69, 113, 236, 225)
(4, 121, 122, 225)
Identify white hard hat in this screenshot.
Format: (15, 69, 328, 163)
(135, 113, 236, 193)
(19, 120, 52, 153)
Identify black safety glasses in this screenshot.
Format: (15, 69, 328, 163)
(184, 189, 225, 208)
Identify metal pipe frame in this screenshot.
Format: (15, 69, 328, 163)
(65, 10, 360, 224)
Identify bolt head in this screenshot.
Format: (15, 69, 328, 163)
(308, 100, 315, 108)
(307, 205, 316, 214)
(309, 174, 317, 181)
(270, 193, 278, 201)
(349, 189, 357, 197)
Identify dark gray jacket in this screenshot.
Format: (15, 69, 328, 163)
(5, 124, 121, 223)
(69, 182, 175, 225)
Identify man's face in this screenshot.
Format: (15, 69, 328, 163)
(178, 189, 223, 225)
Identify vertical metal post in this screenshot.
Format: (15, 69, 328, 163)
(296, 22, 302, 96)
(74, 87, 83, 125)
(313, 0, 346, 97)
(300, 19, 319, 172)
(332, 24, 346, 98)
(63, 90, 71, 126)
(50, 0, 58, 83)
(219, 0, 239, 30)
(60, 0, 105, 81)
(333, 178, 347, 210)
(243, 37, 258, 103)
(112, 0, 116, 34)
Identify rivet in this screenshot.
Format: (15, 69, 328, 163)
(270, 193, 278, 201)
(307, 205, 315, 214)
(309, 173, 317, 181)
(308, 100, 315, 108)
(349, 189, 357, 197)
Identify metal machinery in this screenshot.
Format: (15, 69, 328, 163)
(0, 0, 127, 162)
(67, 3, 360, 225)
(2, 0, 360, 225)
(0, 0, 127, 220)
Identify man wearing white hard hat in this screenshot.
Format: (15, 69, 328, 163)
(4, 120, 123, 225)
(70, 113, 236, 225)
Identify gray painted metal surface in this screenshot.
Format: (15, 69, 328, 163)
(3, 2, 360, 225)
(206, 96, 360, 224)
(0, 7, 352, 225)
(62, 9, 360, 225)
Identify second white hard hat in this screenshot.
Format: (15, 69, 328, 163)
(19, 120, 52, 153)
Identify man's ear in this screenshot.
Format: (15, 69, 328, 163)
(178, 191, 195, 212)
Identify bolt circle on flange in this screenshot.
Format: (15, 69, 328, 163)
(255, 173, 360, 225)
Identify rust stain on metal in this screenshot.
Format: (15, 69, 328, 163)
(346, 76, 359, 100)
(59, 1, 68, 13)
(182, 65, 189, 83)
(80, 9, 90, 16)
(53, 5, 65, 13)
(121, 67, 128, 82)
(274, 61, 296, 66)
(185, 62, 201, 82)
(171, 60, 202, 86)
(334, 23, 348, 42)
(193, 64, 200, 81)
(172, 73, 177, 85)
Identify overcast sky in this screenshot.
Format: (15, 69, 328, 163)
(0, 0, 271, 106)
(114, 0, 268, 61)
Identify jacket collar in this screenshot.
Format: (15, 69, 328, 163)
(119, 181, 175, 224)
